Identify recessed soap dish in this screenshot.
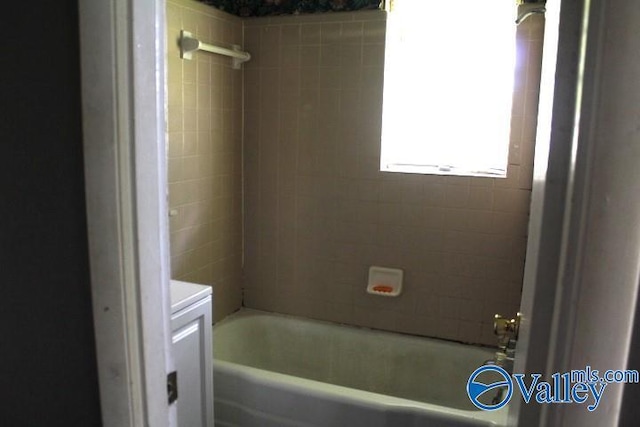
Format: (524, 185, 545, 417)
(367, 266, 403, 297)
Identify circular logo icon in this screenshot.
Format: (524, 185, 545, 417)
(467, 365, 513, 410)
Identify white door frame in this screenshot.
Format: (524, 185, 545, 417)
(539, 0, 640, 424)
(508, 0, 577, 424)
(512, 0, 640, 426)
(78, 0, 175, 426)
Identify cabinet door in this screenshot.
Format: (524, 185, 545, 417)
(171, 296, 213, 427)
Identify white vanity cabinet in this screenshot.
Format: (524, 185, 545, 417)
(170, 280, 213, 427)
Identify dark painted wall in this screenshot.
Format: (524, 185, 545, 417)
(2, 1, 102, 426)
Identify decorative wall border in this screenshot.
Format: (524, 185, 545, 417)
(198, 0, 382, 18)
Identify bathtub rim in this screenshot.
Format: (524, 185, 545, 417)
(215, 307, 497, 350)
(213, 308, 508, 426)
(214, 359, 508, 426)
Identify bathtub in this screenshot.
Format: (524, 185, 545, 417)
(213, 309, 507, 427)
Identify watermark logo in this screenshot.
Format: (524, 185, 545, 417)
(466, 365, 639, 412)
(467, 365, 513, 410)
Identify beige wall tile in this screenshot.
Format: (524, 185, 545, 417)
(363, 20, 386, 43)
(342, 22, 363, 43)
(300, 23, 321, 44)
(166, 0, 243, 322)
(164, 5, 539, 342)
(240, 11, 538, 345)
(320, 22, 341, 44)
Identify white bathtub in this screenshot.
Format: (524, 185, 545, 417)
(213, 309, 507, 427)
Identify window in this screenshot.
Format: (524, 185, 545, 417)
(380, 1, 517, 177)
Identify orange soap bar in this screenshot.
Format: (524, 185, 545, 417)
(373, 285, 394, 293)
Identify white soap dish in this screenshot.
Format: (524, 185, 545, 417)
(367, 266, 403, 297)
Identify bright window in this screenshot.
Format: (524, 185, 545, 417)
(380, 1, 517, 177)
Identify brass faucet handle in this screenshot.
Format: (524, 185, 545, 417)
(493, 313, 521, 339)
(494, 314, 511, 336)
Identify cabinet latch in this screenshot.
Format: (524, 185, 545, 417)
(167, 371, 178, 404)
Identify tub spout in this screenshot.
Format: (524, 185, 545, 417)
(489, 313, 520, 374)
(483, 337, 516, 373)
(484, 351, 514, 374)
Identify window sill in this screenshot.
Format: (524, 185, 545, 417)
(381, 163, 507, 179)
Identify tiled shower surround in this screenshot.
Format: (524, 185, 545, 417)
(167, 0, 243, 321)
(168, 1, 543, 345)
